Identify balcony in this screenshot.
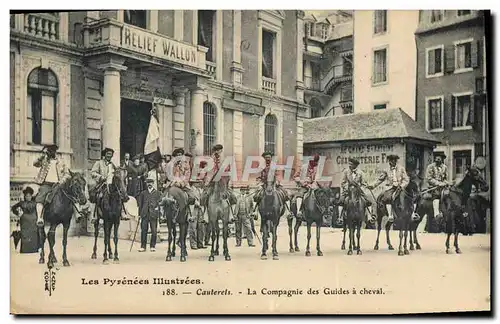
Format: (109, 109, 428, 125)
(340, 86, 353, 103)
(206, 61, 216, 77)
(262, 77, 277, 95)
(304, 76, 321, 91)
(11, 13, 61, 41)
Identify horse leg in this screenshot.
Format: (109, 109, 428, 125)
(415, 230, 421, 250)
(180, 223, 187, 262)
(107, 222, 113, 260)
(409, 226, 415, 250)
(223, 221, 231, 261)
(397, 228, 404, 256)
(208, 221, 216, 262)
(293, 218, 301, 252)
(445, 212, 452, 254)
(172, 222, 177, 258)
(102, 221, 110, 264)
(38, 226, 46, 264)
(47, 224, 57, 269)
(261, 219, 268, 260)
(356, 222, 362, 255)
(386, 221, 394, 250)
(454, 222, 461, 254)
(316, 221, 323, 256)
(113, 221, 120, 262)
(347, 224, 353, 255)
(215, 220, 220, 256)
(374, 215, 382, 250)
(91, 213, 99, 259)
(62, 223, 71, 266)
(341, 222, 347, 250)
(404, 227, 410, 255)
(305, 221, 312, 257)
(287, 217, 294, 253)
(272, 221, 279, 260)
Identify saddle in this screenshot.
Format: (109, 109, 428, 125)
(88, 181, 107, 204)
(40, 184, 60, 205)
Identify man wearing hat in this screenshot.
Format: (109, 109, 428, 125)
(137, 175, 161, 252)
(254, 151, 288, 208)
(292, 154, 321, 219)
(234, 186, 256, 247)
(368, 154, 409, 222)
(422, 152, 452, 219)
(125, 154, 143, 198)
(338, 158, 374, 222)
(32, 144, 83, 225)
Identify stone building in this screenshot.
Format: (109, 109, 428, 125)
(415, 10, 489, 183)
(10, 9, 309, 198)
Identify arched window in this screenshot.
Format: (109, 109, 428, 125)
(310, 98, 323, 118)
(264, 114, 277, 154)
(27, 67, 58, 146)
(203, 102, 216, 156)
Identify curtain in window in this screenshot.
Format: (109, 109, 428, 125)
(262, 31, 274, 79)
(373, 50, 386, 83)
(429, 99, 442, 129)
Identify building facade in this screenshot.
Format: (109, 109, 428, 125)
(415, 10, 489, 182)
(10, 10, 309, 197)
(353, 10, 419, 118)
(302, 11, 354, 118)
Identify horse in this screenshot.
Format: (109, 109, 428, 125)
(343, 183, 370, 255)
(302, 184, 333, 257)
(162, 185, 192, 262)
(206, 179, 233, 261)
(38, 170, 89, 269)
(188, 184, 207, 249)
(258, 181, 285, 260)
(440, 166, 488, 254)
(91, 168, 129, 264)
(287, 190, 303, 253)
(390, 181, 420, 256)
(408, 190, 434, 250)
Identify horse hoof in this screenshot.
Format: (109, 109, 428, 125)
(103, 259, 109, 265)
(208, 256, 215, 262)
(166, 256, 172, 262)
(171, 252, 176, 257)
(260, 254, 267, 260)
(180, 256, 187, 262)
(357, 250, 362, 255)
(39, 258, 44, 264)
(416, 244, 422, 250)
(294, 247, 300, 252)
(446, 249, 452, 254)
(456, 249, 462, 254)
(341, 245, 346, 250)
(113, 258, 120, 263)
(388, 246, 394, 251)
(374, 245, 379, 251)
(347, 250, 353, 255)
(317, 251, 323, 256)
(225, 255, 232, 261)
(398, 251, 404, 256)
(214, 251, 219, 256)
(47, 262, 54, 269)
(91, 254, 97, 260)
(404, 249, 410, 255)
(410, 245, 415, 251)
(272, 255, 279, 260)
(63, 260, 70, 267)
(305, 251, 311, 257)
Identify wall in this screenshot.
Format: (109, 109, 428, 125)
(242, 112, 260, 181)
(10, 52, 15, 173)
(353, 10, 419, 118)
(241, 11, 259, 90)
(223, 110, 234, 157)
(222, 10, 234, 83)
(158, 10, 175, 38)
(70, 65, 87, 170)
(183, 10, 194, 44)
(282, 110, 297, 162)
(281, 11, 298, 99)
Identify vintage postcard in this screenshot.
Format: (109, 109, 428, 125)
(9, 8, 491, 315)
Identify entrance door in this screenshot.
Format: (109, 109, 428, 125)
(120, 98, 151, 160)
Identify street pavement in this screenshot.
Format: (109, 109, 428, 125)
(10, 223, 490, 314)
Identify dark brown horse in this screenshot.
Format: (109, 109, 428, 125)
(206, 180, 232, 261)
(38, 171, 88, 269)
(91, 168, 129, 264)
(344, 183, 370, 255)
(159, 190, 180, 261)
(302, 185, 333, 256)
(391, 181, 420, 256)
(162, 186, 191, 262)
(440, 166, 488, 254)
(258, 181, 285, 260)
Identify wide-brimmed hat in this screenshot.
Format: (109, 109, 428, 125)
(387, 154, 400, 162)
(184, 152, 193, 158)
(22, 186, 34, 196)
(212, 144, 223, 151)
(348, 158, 360, 166)
(43, 144, 59, 153)
(262, 151, 273, 158)
(102, 147, 114, 156)
(132, 154, 141, 161)
(433, 151, 447, 160)
(172, 148, 185, 156)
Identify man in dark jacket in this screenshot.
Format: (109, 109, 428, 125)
(137, 177, 161, 252)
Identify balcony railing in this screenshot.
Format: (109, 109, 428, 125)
(340, 86, 353, 102)
(206, 61, 216, 77)
(262, 77, 276, 95)
(23, 13, 60, 40)
(304, 76, 321, 91)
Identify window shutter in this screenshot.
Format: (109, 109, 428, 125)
(444, 45, 455, 73)
(470, 94, 476, 126)
(471, 40, 480, 68)
(450, 95, 456, 128)
(428, 49, 435, 75)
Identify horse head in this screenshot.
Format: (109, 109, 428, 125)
(66, 170, 88, 206)
(347, 183, 363, 203)
(112, 168, 129, 202)
(264, 180, 275, 196)
(466, 166, 489, 193)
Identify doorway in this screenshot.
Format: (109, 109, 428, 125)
(120, 98, 151, 160)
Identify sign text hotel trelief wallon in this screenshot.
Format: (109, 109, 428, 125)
(121, 25, 199, 69)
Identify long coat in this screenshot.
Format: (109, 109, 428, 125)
(138, 188, 161, 219)
(11, 200, 38, 253)
(126, 164, 143, 197)
(33, 155, 69, 185)
(372, 164, 410, 189)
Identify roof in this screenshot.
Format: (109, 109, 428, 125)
(303, 108, 440, 145)
(328, 21, 353, 40)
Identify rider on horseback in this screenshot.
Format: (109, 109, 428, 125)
(368, 154, 409, 222)
(199, 144, 238, 220)
(292, 154, 320, 219)
(253, 151, 289, 207)
(422, 152, 452, 219)
(338, 158, 374, 223)
(90, 148, 127, 223)
(32, 144, 89, 226)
